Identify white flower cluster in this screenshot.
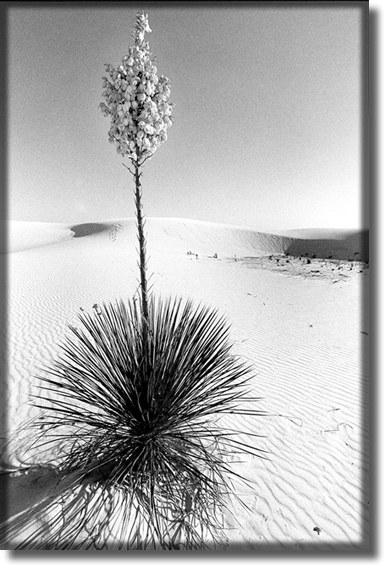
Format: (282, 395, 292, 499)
(100, 12, 173, 164)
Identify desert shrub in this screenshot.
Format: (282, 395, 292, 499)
(2, 297, 263, 549)
(1, 12, 265, 550)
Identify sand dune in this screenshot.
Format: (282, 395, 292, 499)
(5, 221, 74, 254)
(283, 229, 369, 262)
(70, 218, 369, 261)
(4, 218, 368, 261)
(2, 217, 369, 549)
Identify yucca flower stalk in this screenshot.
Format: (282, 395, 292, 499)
(100, 11, 173, 324)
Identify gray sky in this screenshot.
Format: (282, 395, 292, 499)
(8, 3, 366, 231)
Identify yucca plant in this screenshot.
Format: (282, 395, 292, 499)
(1, 12, 265, 550)
(2, 297, 263, 549)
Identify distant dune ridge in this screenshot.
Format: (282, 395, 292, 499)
(4, 218, 368, 261)
(6, 221, 74, 254)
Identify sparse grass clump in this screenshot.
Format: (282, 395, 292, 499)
(4, 296, 263, 549)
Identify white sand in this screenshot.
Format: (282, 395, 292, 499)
(2, 218, 369, 549)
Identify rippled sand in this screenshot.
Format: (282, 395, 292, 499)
(2, 218, 369, 549)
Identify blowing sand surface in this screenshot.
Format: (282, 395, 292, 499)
(3, 218, 369, 550)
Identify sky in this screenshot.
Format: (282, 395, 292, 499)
(7, 2, 367, 232)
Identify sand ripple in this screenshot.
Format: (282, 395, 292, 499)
(4, 220, 369, 549)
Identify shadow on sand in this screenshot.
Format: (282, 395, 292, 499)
(70, 223, 110, 238)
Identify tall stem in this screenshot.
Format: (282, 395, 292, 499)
(134, 163, 149, 324)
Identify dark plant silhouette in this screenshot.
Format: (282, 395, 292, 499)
(0, 12, 264, 550)
(2, 298, 264, 549)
